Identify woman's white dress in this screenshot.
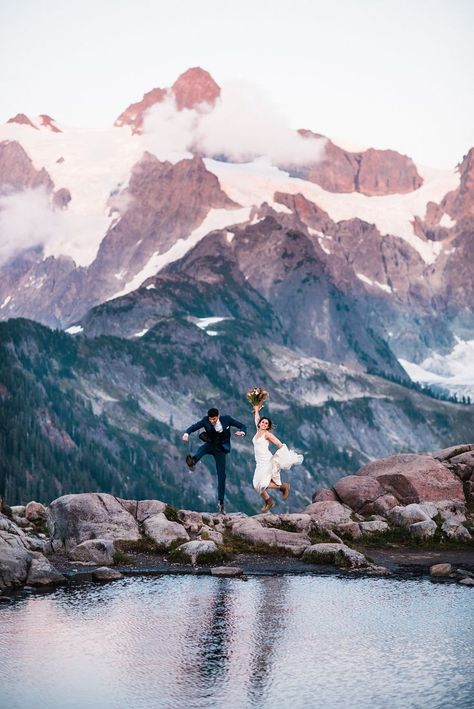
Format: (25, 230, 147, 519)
(252, 434, 304, 493)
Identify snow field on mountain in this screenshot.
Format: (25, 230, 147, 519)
(205, 158, 459, 264)
(399, 338, 474, 398)
(0, 123, 145, 266)
(0, 121, 460, 290)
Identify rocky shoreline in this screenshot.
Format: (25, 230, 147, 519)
(1, 444, 474, 593)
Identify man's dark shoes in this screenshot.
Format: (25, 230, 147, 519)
(186, 454, 197, 470)
(217, 502, 225, 515)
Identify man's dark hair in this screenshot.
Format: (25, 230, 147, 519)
(208, 407, 219, 418)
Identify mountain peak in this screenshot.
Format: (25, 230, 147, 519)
(171, 67, 220, 110)
(115, 67, 220, 133)
(6, 113, 61, 132)
(7, 113, 38, 130)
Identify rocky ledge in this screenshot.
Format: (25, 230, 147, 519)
(1, 445, 474, 592)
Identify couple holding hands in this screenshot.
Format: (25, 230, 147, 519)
(182, 404, 303, 514)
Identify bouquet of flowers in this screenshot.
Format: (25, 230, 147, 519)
(246, 386, 269, 410)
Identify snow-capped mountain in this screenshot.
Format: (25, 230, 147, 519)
(0, 67, 473, 394)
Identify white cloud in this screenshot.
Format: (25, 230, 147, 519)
(0, 187, 68, 266)
(141, 81, 326, 166)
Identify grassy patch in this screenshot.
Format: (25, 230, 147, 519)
(265, 519, 299, 533)
(115, 536, 162, 555)
(113, 549, 133, 565)
(353, 523, 474, 550)
(308, 528, 336, 545)
(164, 505, 180, 523)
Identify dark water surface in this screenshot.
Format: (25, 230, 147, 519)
(0, 575, 473, 709)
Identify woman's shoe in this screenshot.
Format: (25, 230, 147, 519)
(280, 483, 290, 500)
(261, 496, 275, 513)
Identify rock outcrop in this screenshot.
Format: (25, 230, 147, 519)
(47, 493, 141, 552)
(290, 131, 423, 196)
(312, 445, 474, 542)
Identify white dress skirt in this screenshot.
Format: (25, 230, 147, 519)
(252, 435, 304, 494)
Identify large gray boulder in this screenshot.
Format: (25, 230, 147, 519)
(0, 531, 32, 589)
(334, 476, 384, 513)
(303, 543, 368, 568)
(409, 519, 437, 539)
(142, 513, 189, 548)
(355, 454, 464, 504)
(231, 518, 310, 556)
(116, 498, 167, 522)
(175, 540, 218, 565)
(69, 539, 116, 565)
(26, 553, 66, 586)
(359, 520, 389, 535)
(47, 493, 140, 552)
(441, 520, 472, 541)
(304, 501, 353, 526)
(388, 504, 431, 527)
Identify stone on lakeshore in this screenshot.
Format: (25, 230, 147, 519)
(334, 476, 384, 513)
(373, 494, 399, 516)
(142, 513, 189, 548)
(25, 501, 47, 522)
(92, 567, 124, 582)
(13, 515, 29, 528)
(175, 540, 218, 565)
(366, 565, 391, 576)
(334, 521, 362, 540)
(304, 501, 353, 525)
(388, 504, 431, 527)
(26, 553, 66, 586)
(409, 519, 437, 539)
(418, 502, 438, 519)
(69, 539, 116, 565)
(117, 499, 167, 523)
(48, 493, 140, 552)
(303, 543, 368, 568)
(0, 513, 26, 537)
(433, 444, 474, 463)
(441, 520, 472, 541)
(312, 488, 338, 503)
(199, 526, 224, 545)
(10, 506, 26, 517)
(23, 536, 51, 554)
(436, 500, 466, 523)
(0, 531, 32, 589)
(210, 567, 243, 577)
(177, 510, 204, 533)
(231, 518, 310, 556)
(458, 577, 474, 586)
(430, 563, 452, 577)
(279, 514, 313, 532)
(359, 520, 389, 535)
(355, 454, 464, 504)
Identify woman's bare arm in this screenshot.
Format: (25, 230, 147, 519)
(265, 431, 283, 448)
(253, 406, 260, 430)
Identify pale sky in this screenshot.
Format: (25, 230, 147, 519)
(1, 0, 473, 168)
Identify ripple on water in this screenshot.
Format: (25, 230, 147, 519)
(0, 575, 473, 709)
